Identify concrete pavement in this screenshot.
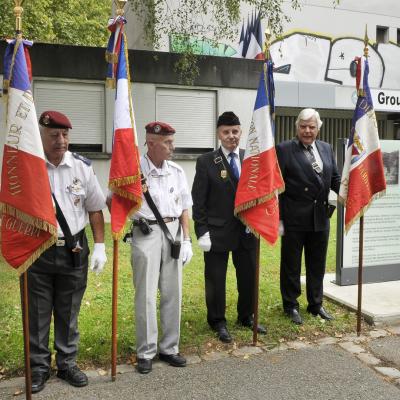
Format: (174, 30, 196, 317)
(1, 326, 400, 400)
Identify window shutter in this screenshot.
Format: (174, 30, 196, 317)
(33, 80, 105, 150)
(156, 88, 216, 149)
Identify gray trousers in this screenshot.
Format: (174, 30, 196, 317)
(27, 234, 89, 373)
(131, 219, 182, 360)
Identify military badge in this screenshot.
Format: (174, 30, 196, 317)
(154, 124, 161, 133)
(221, 170, 227, 179)
(42, 114, 50, 125)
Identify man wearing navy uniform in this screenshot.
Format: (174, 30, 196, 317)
(130, 121, 193, 374)
(192, 111, 266, 344)
(28, 110, 107, 393)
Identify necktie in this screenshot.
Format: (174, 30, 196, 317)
(306, 145, 322, 175)
(229, 152, 239, 179)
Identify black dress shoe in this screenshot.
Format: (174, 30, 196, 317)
(137, 358, 152, 374)
(214, 325, 232, 343)
(159, 353, 186, 367)
(31, 370, 50, 394)
(285, 308, 303, 325)
(57, 366, 88, 387)
(308, 306, 334, 321)
(238, 317, 267, 335)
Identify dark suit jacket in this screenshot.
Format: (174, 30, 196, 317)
(276, 139, 341, 232)
(192, 147, 256, 252)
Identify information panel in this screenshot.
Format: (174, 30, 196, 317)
(336, 140, 400, 285)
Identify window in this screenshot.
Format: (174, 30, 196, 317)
(156, 88, 216, 152)
(33, 80, 106, 153)
(376, 26, 389, 44)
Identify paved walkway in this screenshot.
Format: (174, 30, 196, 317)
(1, 326, 400, 399)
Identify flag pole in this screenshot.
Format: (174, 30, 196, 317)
(251, 26, 272, 346)
(356, 27, 369, 336)
(110, 0, 128, 381)
(11, 2, 33, 398)
(111, 239, 118, 380)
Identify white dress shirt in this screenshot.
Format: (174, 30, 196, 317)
(220, 146, 241, 176)
(47, 151, 106, 236)
(132, 154, 192, 220)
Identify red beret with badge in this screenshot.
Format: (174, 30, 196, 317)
(145, 121, 175, 135)
(39, 110, 72, 129)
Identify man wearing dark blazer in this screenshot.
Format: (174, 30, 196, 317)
(276, 108, 341, 325)
(192, 111, 266, 343)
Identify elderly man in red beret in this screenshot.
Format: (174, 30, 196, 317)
(127, 121, 193, 374)
(28, 110, 107, 393)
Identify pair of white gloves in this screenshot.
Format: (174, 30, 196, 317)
(89, 240, 194, 272)
(198, 223, 285, 250)
(90, 243, 107, 274)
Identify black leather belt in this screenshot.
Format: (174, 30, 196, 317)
(132, 217, 177, 226)
(55, 229, 85, 247)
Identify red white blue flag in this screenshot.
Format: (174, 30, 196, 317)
(234, 60, 284, 244)
(338, 56, 386, 232)
(106, 16, 142, 239)
(0, 38, 57, 274)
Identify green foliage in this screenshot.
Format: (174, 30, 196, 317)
(0, 0, 111, 47)
(0, 216, 361, 377)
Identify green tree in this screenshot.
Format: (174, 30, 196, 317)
(0, 0, 111, 47)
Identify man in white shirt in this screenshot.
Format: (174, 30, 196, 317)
(29, 110, 107, 393)
(130, 121, 193, 374)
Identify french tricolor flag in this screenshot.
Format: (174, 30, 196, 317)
(107, 16, 142, 239)
(0, 38, 57, 274)
(338, 56, 386, 232)
(234, 60, 284, 244)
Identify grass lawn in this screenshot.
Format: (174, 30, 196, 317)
(0, 215, 361, 377)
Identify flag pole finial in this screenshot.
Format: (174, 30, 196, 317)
(14, 0, 24, 37)
(115, 0, 127, 16)
(264, 27, 271, 60)
(364, 25, 369, 58)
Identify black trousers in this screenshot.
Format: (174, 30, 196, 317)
(280, 229, 329, 313)
(27, 234, 89, 373)
(204, 243, 256, 328)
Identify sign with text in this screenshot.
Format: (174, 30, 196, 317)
(337, 140, 400, 285)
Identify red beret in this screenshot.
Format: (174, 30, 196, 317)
(39, 110, 72, 129)
(145, 121, 175, 135)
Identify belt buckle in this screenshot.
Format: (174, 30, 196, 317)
(72, 240, 83, 253)
(56, 239, 65, 247)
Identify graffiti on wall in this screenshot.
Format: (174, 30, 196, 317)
(269, 31, 400, 89)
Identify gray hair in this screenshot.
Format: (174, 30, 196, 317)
(295, 108, 323, 130)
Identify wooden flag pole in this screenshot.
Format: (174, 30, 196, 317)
(252, 239, 261, 345)
(356, 216, 364, 336)
(20, 273, 32, 400)
(356, 28, 369, 337)
(111, 239, 119, 380)
(110, 0, 127, 381)
(13, 2, 32, 398)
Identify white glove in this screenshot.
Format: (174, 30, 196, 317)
(181, 240, 193, 266)
(278, 220, 285, 237)
(198, 232, 211, 252)
(90, 243, 107, 274)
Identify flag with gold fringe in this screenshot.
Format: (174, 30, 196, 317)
(338, 55, 386, 232)
(0, 38, 57, 274)
(234, 59, 284, 244)
(106, 15, 142, 239)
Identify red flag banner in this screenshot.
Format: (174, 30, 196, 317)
(0, 39, 57, 274)
(234, 60, 284, 244)
(338, 56, 386, 232)
(106, 16, 142, 239)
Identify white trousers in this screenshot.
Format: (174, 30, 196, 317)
(131, 219, 182, 359)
